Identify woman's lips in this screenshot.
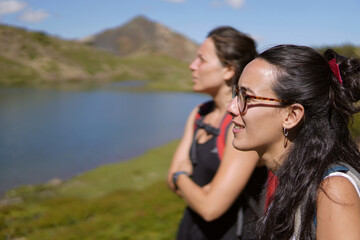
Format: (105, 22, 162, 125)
(232, 122, 244, 134)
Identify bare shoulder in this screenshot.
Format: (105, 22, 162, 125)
(316, 175, 360, 238)
(319, 176, 360, 204)
(316, 176, 360, 239)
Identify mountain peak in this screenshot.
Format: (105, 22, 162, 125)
(89, 15, 198, 62)
(129, 15, 153, 23)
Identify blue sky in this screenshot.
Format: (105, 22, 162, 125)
(0, 0, 359, 51)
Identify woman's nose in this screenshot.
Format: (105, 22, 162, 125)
(227, 97, 239, 116)
(189, 58, 199, 71)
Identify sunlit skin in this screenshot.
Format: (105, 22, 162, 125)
(227, 58, 289, 171)
(227, 58, 360, 239)
(189, 37, 232, 100)
(167, 37, 260, 221)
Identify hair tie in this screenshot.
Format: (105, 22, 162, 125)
(328, 58, 343, 85)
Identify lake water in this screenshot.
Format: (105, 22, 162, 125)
(0, 85, 209, 194)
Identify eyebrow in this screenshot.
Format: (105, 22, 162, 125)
(197, 53, 206, 60)
(240, 86, 255, 95)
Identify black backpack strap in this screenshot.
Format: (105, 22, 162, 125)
(236, 190, 263, 239)
(190, 117, 201, 166)
(236, 167, 268, 239)
(236, 206, 244, 239)
(189, 101, 218, 166)
(195, 118, 220, 136)
(190, 117, 220, 166)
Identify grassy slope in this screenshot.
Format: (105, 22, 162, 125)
(0, 24, 193, 91)
(116, 54, 193, 91)
(0, 140, 185, 240)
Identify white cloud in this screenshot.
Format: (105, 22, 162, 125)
(0, 0, 26, 15)
(19, 8, 49, 22)
(164, 0, 186, 3)
(225, 0, 245, 9)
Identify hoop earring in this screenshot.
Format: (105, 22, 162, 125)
(283, 128, 289, 148)
(283, 128, 289, 137)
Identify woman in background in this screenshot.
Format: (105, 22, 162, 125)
(168, 26, 267, 240)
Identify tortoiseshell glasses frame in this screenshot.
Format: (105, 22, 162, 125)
(232, 85, 290, 113)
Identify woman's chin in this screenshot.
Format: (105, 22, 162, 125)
(192, 86, 202, 93)
(232, 138, 258, 152)
(232, 139, 248, 151)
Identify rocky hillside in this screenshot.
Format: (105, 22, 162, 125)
(0, 24, 124, 85)
(0, 23, 192, 90)
(84, 15, 199, 62)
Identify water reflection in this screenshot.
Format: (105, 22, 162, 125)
(0, 86, 209, 194)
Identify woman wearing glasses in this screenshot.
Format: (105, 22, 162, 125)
(167, 26, 267, 240)
(227, 44, 360, 239)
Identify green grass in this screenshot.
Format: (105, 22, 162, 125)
(2, 122, 360, 239)
(350, 113, 360, 142)
(116, 55, 193, 91)
(0, 140, 185, 240)
(0, 55, 41, 85)
(1, 182, 184, 240)
(60, 44, 121, 74)
(316, 44, 360, 58)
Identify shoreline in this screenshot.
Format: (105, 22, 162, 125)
(0, 149, 149, 197)
(0, 139, 180, 202)
(0, 139, 184, 239)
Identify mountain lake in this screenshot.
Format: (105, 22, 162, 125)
(0, 82, 210, 194)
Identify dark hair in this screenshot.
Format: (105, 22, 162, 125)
(207, 26, 257, 85)
(256, 45, 360, 239)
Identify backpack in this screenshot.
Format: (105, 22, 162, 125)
(293, 162, 360, 239)
(189, 100, 232, 165)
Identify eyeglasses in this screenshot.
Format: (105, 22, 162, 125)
(232, 85, 290, 113)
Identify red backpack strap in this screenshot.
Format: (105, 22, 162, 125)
(194, 112, 201, 131)
(264, 170, 279, 211)
(216, 113, 232, 160)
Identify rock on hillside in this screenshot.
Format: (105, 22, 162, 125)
(85, 15, 199, 62)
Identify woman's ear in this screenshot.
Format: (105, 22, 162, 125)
(283, 103, 304, 130)
(223, 65, 235, 81)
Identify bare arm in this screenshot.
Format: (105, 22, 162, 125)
(175, 125, 260, 221)
(316, 176, 360, 239)
(167, 106, 198, 192)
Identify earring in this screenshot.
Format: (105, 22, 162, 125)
(283, 128, 289, 148)
(283, 128, 289, 137)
